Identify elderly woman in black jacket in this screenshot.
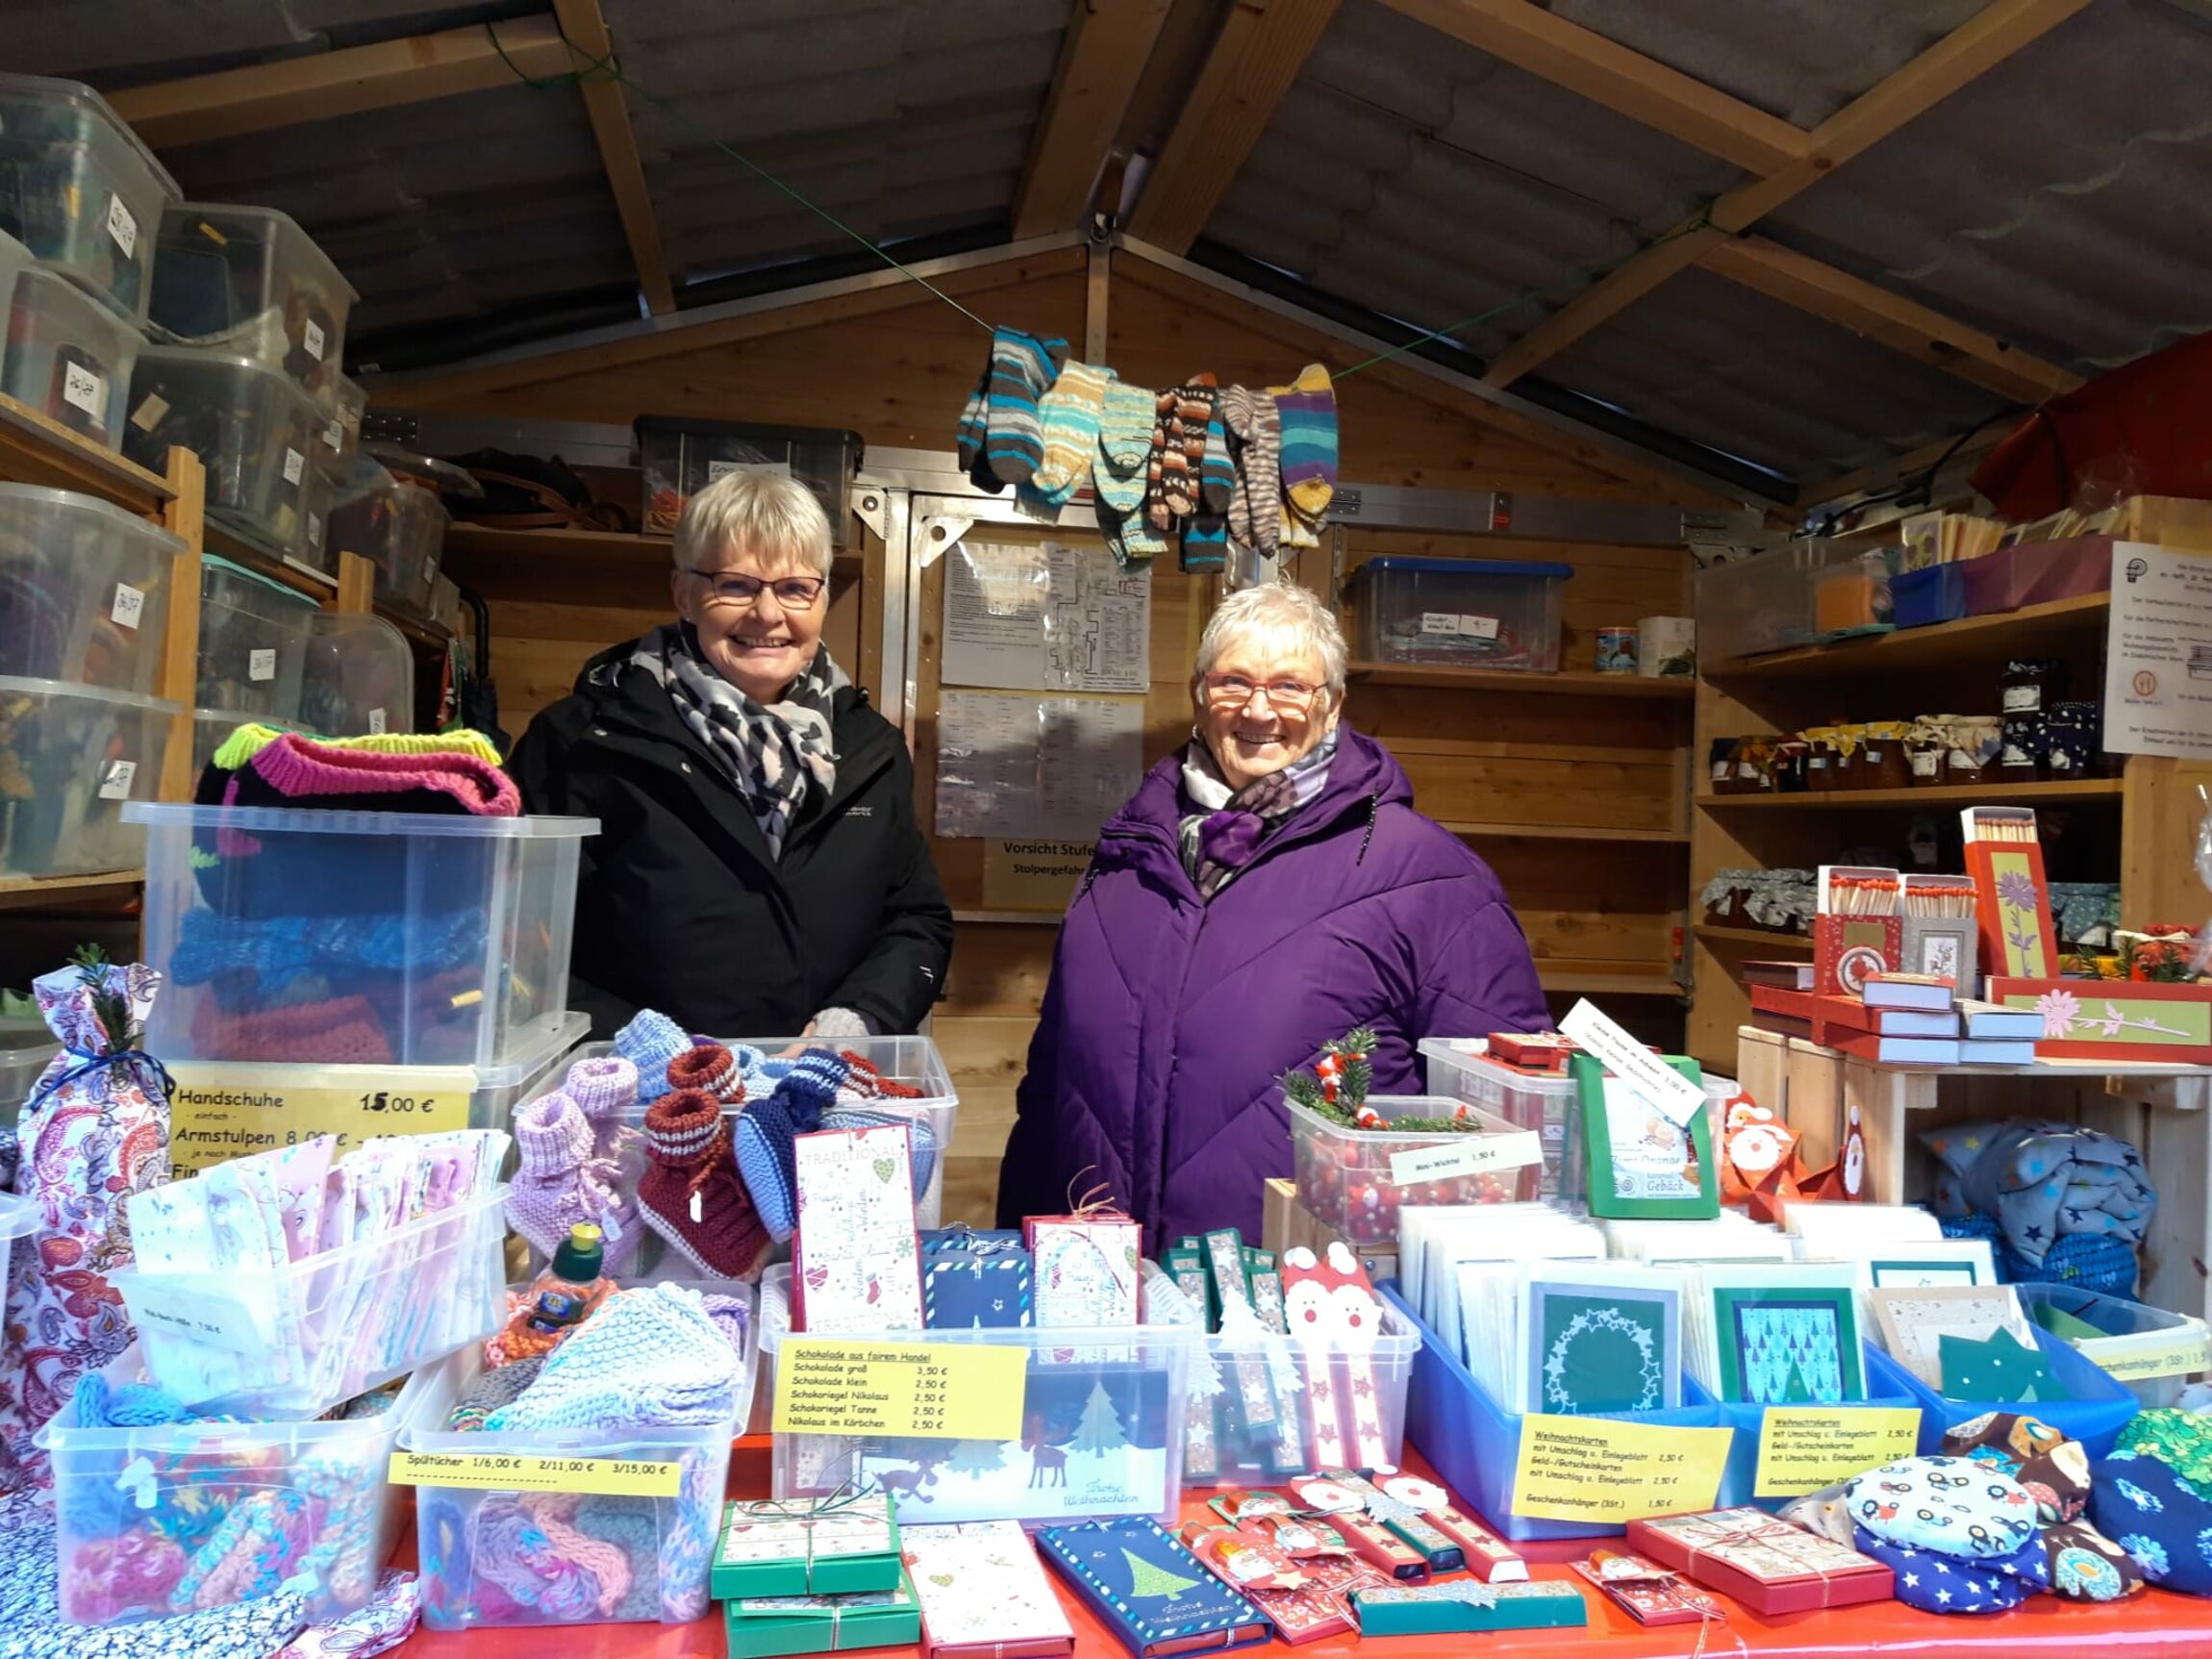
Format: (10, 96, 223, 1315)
(513, 470, 951, 1038)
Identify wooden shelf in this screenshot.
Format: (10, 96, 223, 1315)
(204, 522, 339, 601)
(1539, 968, 1685, 997)
(1440, 820, 1690, 844)
(1703, 592, 2109, 681)
(0, 868, 144, 912)
(1346, 662, 1695, 698)
(0, 392, 173, 515)
(1694, 923, 1813, 950)
(444, 523, 676, 566)
(1698, 778, 2124, 811)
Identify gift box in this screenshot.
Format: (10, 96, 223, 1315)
(902, 1520, 1074, 1659)
(922, 1227, 1025, 1255)
(1986, 976, 2212, 1064)
(1625, 1507, 1892, 1614)
(923, 1244, 1035, 1329)
(714, 1496, 903, 1599)
(1028, 1212, 1142, 1327)
(1350, 1579, 1588, 1634)
(724, 1571, 921, 1658)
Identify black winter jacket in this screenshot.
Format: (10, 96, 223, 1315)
(510, 643, 953, 1039)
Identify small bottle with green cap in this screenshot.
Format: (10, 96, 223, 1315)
(525, 1222, 605, 1333)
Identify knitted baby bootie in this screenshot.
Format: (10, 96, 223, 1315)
(733, 1050, 849, 1243)
(564, 1053, 638, 1128)
(508, 1089, 641, 1273)
(637, 1091, 770, 1279)
(666, 1042, 744, 1106)
(615, 1009, 691, 1105)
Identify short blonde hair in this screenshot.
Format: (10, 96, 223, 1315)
(672, 469, 834, 579)
(1193, 580, 1347, 692)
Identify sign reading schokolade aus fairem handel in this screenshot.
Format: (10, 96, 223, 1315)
(165, 1062, 477, 1173)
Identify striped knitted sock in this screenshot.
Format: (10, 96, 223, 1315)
(1274, 362, 1337, 519)
(1198, 412, 1234, 514)
(1220, 386, 1281, 556)
(1163, 376, 1217, 518)
(1099, 498, 1164, 570)
(1145, 389, 1182, 530)
(1278, 502, 1321, 550)
(985, 328, 1068, 487)
(954, 366, 998, 492)
(1182, 514, 1227, 573)
(1094, 379, 1154, 513)
(1032, 361, 1111, 505)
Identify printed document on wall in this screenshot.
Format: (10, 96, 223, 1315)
(942, 540, 1148, 693)
(2105, 541, 2212, 759)
(936, 690, 1144, 841)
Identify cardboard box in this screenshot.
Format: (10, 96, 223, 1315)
(714, 1497, 903, 1599)
(1261, 1179, 1298, 1256)
(724, 1571, 921, 1657)
(1626, 1508, 1891, 1614)
(1985, 977, 2212, 1063)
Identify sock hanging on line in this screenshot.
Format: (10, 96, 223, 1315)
(1162, 376, 1218, 519)
(1274, 362, 1338, 521)
(1219, 386, 1281, 557)
(1145, 390, 1183, 531)
(985, 328, 1068, 487)
(1198, 413, 1235, 515)
(1099, 497, 1164, 571)
(955, 365, 1001, 494)
(1032, 361, 1113, 506)
(1181, 514, 1228, 574)
(1094, 379, 1155, 514)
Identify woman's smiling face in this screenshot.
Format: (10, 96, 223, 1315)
(1193, 635, 1339, 792)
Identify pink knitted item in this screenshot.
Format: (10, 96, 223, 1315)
(522, 1491, 634, 1615)
(564, 1055, 638, 1124)
(248, 733, 521, 816)
(506, 1090, 641, 1271)
(666, 1042, 742, 1105)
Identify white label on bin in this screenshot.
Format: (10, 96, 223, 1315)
(62, 361, 103, 417)
(707, 459, 790, 484)
(303, 318, 326, 362)
(1462, 614, 1500, 640)
(248, 647, 276, 682)
(106, 193, 138, 258)
(97, 759, 137, 800)
(130, 392, 168, 433)
(1420, 611, 1501, 640)
(368, 708, 389, 735)
(307, 513, 323, 550)
(323, 417, 344, 452)
(111, 583, 145, 630)
(1389, 1130, 1543, 1188)
(283, 447, 305, 487)
(131, 1286, 264, 1352)
(1420, 611, 1460, 635)
(1559, 997, 1707, 1130)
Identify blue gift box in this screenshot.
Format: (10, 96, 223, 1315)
(1710, 1344, 1923, 1512)
(1890, 564, 1967, 629)
(1879, 1325, 2139, 1458)
(922, 1251, 1035, 1329)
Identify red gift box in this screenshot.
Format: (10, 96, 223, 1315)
(1624, 1509, 1892, 1615)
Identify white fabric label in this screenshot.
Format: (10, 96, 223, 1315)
(62, 362, 103, 417)
(1559, 998, 1707, 1129)
(98, 759, 137, 800)
(307, 513, 322, 550)
(111, 583, 144, 629)
(303, 318, 326, 361)
(106, 193, 138, 258)
(367, 709, 388, 735)
(1389, 1130, 1543, 1188)
(249, 647, 276, 682)
(283, 447, 305, 486)
(1420, 612, 1502, 640)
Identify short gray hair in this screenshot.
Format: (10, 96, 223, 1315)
(672, 469, 834, 579)
(1193, 580, 1347, 691)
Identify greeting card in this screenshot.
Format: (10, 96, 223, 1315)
(792, 1123, 924, 1334)
(1029, 1215, 1142, 1327)
(1034, 1518, 1269, 1658)
(902, 1521, 1074, 1659)
(1518, 1264, 1683, 1416)
(1869, 1285, 2033, 1392)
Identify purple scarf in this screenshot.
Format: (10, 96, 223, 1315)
(1176, 732, 1338, 900)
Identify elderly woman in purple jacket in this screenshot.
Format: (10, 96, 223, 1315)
(996, 581, 1549, 1248)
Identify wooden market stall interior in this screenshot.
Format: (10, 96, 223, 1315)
(19, 0, 2212, 1229)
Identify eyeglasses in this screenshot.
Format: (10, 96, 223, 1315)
(686, 569, 827, 610)
(1201, 671, 1324, 709)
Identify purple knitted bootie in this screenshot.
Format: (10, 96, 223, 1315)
(507, 1088, 641, 1272)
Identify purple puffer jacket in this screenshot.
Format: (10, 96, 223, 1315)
(995, 725, 1548, 1250)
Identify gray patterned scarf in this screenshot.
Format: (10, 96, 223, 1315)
(1177, 730, 1338, 899)
(631, 623, 845, 860)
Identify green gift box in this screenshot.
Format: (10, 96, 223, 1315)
(724, 1570, 922, 1658)
(713, 1496, 904, 1599)
(1352, 1579, 1588, 1634)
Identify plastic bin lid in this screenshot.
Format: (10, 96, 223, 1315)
(1351, 556, 1574, 579)
(121, 801, 599, 838)
(168, 202, 359, 304)
(203, 552, 321, 609)
(134, 343, 324, 415)
(0, 673, 179, 716)
(0, 73, 183, 200)
(0, 1193, 38, 1241)
(0, 482, 189, 553)
(634, 415, 863, 445)
(364, 443, 482, 499)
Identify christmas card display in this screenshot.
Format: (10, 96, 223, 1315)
(1571, 1550, 1728, 1625)
(722, 1571, 922, 1659)
(714, 1496, 903, 1598)
(1625, 1509, 1892, 1614)
(1375, 1476, 1527, 1581)
(1350, 1579, 1588, 1634)
(1683, 1262, 1867, 1406)
(1035, 1517, 1269, 1658)
(1935, 1325, 2072, 1402)
(1571, 1052, 1718, 1220)
(1448, 1260, 1685, 1416)
(1963, 807, 2056, 979)
(900, 1521, 1074, 1659)
(1395, 1205, 1604, 1366)
(791, 1123, 923, 1334)
(1814, 867, 1902, 997)
(1869, 1285, 2038, 1394)
(921, 1228, 1034, 1329)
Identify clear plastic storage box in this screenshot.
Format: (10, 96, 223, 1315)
(36, 1345, 424, 1627)
(110, 1184, 509, 1416)
(328, 459, 449, 614)
(1140, 1261, 1420, 1487)
(2, 264, 140, 448)
(188, 708, 303, 784)
(1346, 557, 1571, 670)
(635, 416, 860, 540)
(401, 1282, 755, 1629)
(196, 555, 316, 716)
(0, 483, 186, 691)
(1289, 1094, 1544, 1247)
(0, 74, 181, 321)
(1695, 539, 1881, 662)
(0, 228, 28, 328)
(758, 1265, 1194, 1525)
(124, 345, 326, 562)
(1419, 1041, 1585, 1204)
(315, 372, 366, 471)
(2018, 1284, 2212, 1409)
(130, 803, 597, 1071)
(300, 609, 414, 737)
(150, 204, 355, 395)
(0, 1023, 58, 1125)
(0, 676, 174, 878)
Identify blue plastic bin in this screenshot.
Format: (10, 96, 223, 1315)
(2019, 1285, 2209, 1409)
(1880, 1325, 2139, 1458)
(1386, 1281, 1724, 1542)
(1711, 1345, 1923, 1511)
(1890, 564, 1967, 629)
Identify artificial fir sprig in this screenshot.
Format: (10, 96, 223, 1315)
(1282, 1026, 1474, 1132)
(70, 943, 136, 1050)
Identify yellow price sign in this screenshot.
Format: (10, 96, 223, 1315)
(166, 1061, 477, 1174)
(1755, 1407, 1922, 1498)
(1509, 1415, 1732, 1523)
(2095, 1334, 2212, 1382)
(389, 1451, 680, 1497)
(772, 1340, 1028, 1442)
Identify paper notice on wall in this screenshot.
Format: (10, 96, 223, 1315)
(942, 540, 1149, 693)
(2104, 541, 2212, 758)
(937, 690, 1144, 842)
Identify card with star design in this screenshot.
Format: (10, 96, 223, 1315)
(1518, 1263, 1683, 1415)
(1869, 1285, 2033, 1392)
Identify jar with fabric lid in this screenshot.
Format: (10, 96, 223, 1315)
(1736, 736, 1776, 793)
(2046, 701, 2099, 777)
(1801, 726, 1840, 792)
(1946, 715, 2001, 784)
(1860, 720, 1911, 791)
(1906, 716, 1949, 787)
(2001, 657, 2067, 716)
(1772, 737, 1810, 792)
(1708, 737, 1739, 795)
(1999, 712, 2047, 782)
(1829, 724, 1869, 790)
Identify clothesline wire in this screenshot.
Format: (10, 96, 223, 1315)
(488, 20, 1717, 382)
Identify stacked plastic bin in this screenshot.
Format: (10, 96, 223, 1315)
(0, 74, 179, 452)
(327, 451, 453, 616)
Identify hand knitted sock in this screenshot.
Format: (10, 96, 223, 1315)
(666, 1041, 744, 1106)
(1100, 497, 1165, 570)
(1094, 379, 1155, 513)
(507, 1090, 639, 1269)
(954, 364, 991, 474)
(985, 328, 1068, 487)
(1278, 500, 1321, 550)
(635, 1090, 769, 1279)
(563, 1054, 637, 1128)
(614, 1009, 691, 1105)
(1167, 376, 1219, 519)
(1198, 412, 1235, 514)
(1145, 390, 1182, 530)
(1181, 514, 1227, 573)
(1219, 386, 1281, 556)
(1031, 361, 1112, 506)
(1274, 362, 1337, 520)
(732, 1052, 849, 1242)
(485, 1284, 742, 1432)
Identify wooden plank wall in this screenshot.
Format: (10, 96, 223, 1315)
(408, 249, 1729, 1223)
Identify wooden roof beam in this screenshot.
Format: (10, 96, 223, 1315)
(1376, 0, 1811, 175)
(108, 17, 573, 146)
(1481, 0, 2094, 389)
(1125, 0, 1344, 255)
(1014, 0, 1175, 238)
(552, 0, 676, 315)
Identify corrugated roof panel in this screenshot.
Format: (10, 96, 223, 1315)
(1762, 0, 2212, 372)
(1542, 266, 2015, 483)
(3, 4, 310, 79)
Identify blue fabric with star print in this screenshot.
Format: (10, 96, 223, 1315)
(2091, 1449, 2212, 1596)
(1851, 1520, 2049, 1613)
(1845, 1455, 2041, 1559)
(1922, 1119, 2154, 1270)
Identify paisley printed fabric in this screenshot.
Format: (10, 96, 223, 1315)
(1851, 1521, 2049, 1614)
(1843, 1455, 2039, 1559)
(1943, 1411, 2092, 1522)
(2092, 1448, 2212, 1596)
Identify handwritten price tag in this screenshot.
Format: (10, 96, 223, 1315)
(1510, 1415, 1731, 1522)
(1560, 999, 1707, 1129)
(772, 1340, 1026, 1441)
(389, 1452, 679, 1496)
(1755, 1407, 1922, 1497)
(1388, 1129, 1542, 1187)
(165, 1061, 477, 1174)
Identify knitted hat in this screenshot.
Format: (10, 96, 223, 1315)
(732, 1053, 848, 1243)
(563, 1054, 637, 1125)
(483, 1284, 743, 1431)
(636, 1091, 769, 1279)
(506, 1091, 640, 1270)
(666, 1042, 743, 1105)
(615, 1010, 691, 1104)
(823, 1106, 937, 1202)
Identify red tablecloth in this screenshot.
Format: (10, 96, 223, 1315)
(392, 1440, 2212, 1657)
